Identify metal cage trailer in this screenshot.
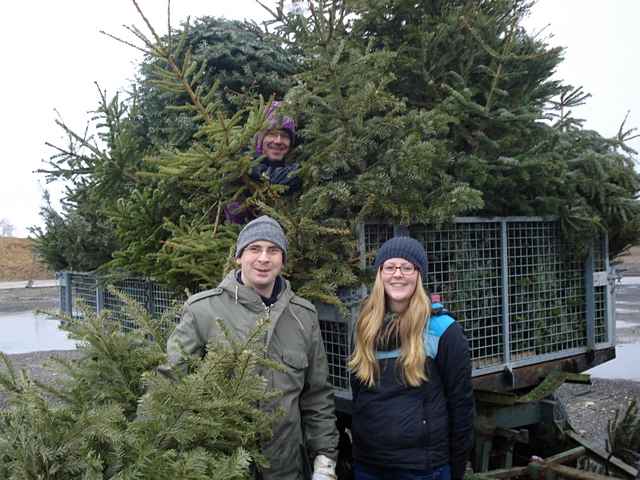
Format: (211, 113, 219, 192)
(319, 217, 622, 476)
(58, 217, 626, 476)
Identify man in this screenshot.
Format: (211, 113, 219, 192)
(250, 102, 301, 193)
(166, 215, 338, 480)
(225, 101, 301, 224)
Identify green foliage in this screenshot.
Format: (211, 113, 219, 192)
(127, 318, 280, 478)
(153, 217, 240, 290)
(345, 0, 640, 254)
(134, 16, 298, 150)
(0, 293, 276, 479)
(30, 191, 119, 272)
(607, 399, 640, 467)
(0, 359, 125, 479)
(33, 14, 298, 286)
(34, 0, 640, 298)
(32, 86, 145, 271)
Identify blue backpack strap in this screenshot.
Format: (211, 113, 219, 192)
(375, 349, 401, 360)
(374, 307, 455, 360)
(425, 307, 455, 359)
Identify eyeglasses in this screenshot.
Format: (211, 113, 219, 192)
(381, 263, 416, 275)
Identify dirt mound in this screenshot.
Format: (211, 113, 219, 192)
(0, 237, 54, 281)
(617, 246, 640, 275)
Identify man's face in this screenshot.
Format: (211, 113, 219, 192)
(262, 129, 291, 162)
(236, 240, 284, 297)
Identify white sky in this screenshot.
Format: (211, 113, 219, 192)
(0, 0, 638, 238)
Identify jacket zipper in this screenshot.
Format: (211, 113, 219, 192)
(264, 304, 271, 352)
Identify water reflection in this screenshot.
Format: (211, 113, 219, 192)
(0, 310, 77, 355)
(587, 343, 640, 381)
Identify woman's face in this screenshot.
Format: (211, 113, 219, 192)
(380, 257, 418, 312)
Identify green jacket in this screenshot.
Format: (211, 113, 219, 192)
(166, 271, 338, 480)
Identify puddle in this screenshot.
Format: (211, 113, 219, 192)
(616, 320, 638, 329)
(616, 308, 640, 314)
(0, 310, 77, 355)
(587, 343, 640, 381)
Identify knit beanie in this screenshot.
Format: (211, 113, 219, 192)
(235, 215, 288, 259)
(373, 236, 428, 277)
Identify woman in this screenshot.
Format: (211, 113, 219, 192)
(348, 236, 474, 480)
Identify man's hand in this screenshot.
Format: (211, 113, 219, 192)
(311, 454, 337, 480)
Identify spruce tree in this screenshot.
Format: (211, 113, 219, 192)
(345, 0, 640, 253)
(0, 292, 278, 479)
(33, 0, 640, 294)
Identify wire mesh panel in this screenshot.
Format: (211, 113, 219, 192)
(593, 237, 610, 345)
(57, 273, 185, 337)
(339, 218, 611, 383)
(594, 287, 608, 344)
(507, 222, 587, 361)
(411, 223, 504, 370)
(70, 273, 97, 318)
(363, 224, 395, 266)
(150, 283, 185, 331)
(317, 303, 355, 391)
(102, 278, 150, 333)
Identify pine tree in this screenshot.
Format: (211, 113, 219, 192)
(344, 0, 640, 253)
(607, 399, 640, 468)
(33, 0, 640, 294)
(33, 12, 297, 281)
(133, 15, 298, 150)
(0, 291, 278, 479)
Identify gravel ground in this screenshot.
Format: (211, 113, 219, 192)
(557, 378, 640, 450)
(0, 349, 82, 409)
(1, 286, 639, 457)
(0, 286, 59, 313)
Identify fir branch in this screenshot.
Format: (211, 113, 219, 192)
(99, 29, 152, 56)
(0, 352, 23, 394)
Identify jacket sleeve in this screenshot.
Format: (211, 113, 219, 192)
(164, 303, 208, 374)
(300, 316, 339, 460)
(268, 163, 302, 193)
(249, 161, 268, 181)
(436, 322, 474, 480)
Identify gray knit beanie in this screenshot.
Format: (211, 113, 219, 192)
(235, 215, 288, 259)
(373, 236, 428, 277)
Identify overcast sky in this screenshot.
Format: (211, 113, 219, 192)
(1, 0, 638, 238)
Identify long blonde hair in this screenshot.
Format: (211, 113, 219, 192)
(348, 269, 431, 387)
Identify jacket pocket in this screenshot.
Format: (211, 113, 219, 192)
(278, 350, 308, 392)
(281, 350, 309, 370)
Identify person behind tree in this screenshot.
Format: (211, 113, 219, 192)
(224, 101, 301, 224)
(348, 237, 474, 480)
(166, 215, 338, 480)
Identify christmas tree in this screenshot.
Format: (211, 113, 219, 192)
(33, 0, 640, 301)
(0, 292, 278, 478)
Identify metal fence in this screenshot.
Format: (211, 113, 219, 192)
(58, 274, 183, 333)
(58, 217, 614, 392)
(317, 217, 613, 389)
